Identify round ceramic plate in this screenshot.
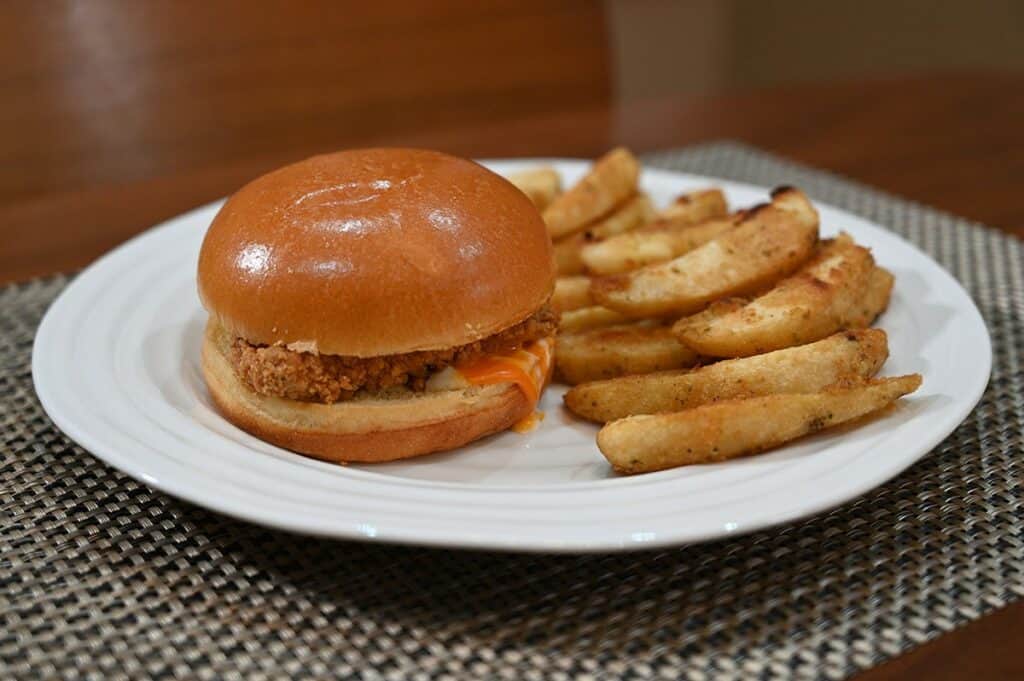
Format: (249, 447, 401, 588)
(32, 159, 991, 553)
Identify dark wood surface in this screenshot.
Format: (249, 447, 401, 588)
(0, 0, 611, 282)
(3, 71, 1022, 282)
(1, 4, 1021, 677)
(857, 600, 1023, 681)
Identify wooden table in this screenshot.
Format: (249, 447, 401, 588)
(4, 72, 1021, 679)
(4, 71, 1023, 283)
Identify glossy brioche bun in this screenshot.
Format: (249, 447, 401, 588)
(202, 321, 536, 463)
(197, 147, 555, 357)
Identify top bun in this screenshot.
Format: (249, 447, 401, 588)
(197, 148, 555, 357)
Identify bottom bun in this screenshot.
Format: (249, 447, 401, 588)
(201, 321, 533, 463)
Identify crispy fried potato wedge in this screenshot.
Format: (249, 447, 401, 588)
(581, 215, 739, 274)
(848, 267, 894, 327)
(506, 167, 561, 211)
(553, 236, 586, 275)
(597, 374, 922, 474)
(592, 187, 819, 318)
(564, 329, 889, 422)
(552, 276, 594, 312)
(543, 147, 640, 240)
(552, 193, 654, 275)
(582, 192, 655, 240)
(674, 235, 884, 357)
(654, 188, 728, 223)
(558, 306, 633, 334)
(555, 325, 698, 385)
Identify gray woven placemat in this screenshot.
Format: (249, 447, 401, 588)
(2, 142, 1022, 681)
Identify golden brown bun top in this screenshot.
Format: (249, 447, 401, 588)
(197, 148, 555, 356)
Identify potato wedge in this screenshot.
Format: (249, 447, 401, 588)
(656, 188, 728, 223)
(558, 305, 633, 334)
(555, 325, 698, 385)
(598, 374, 922, 474)
(552, 193, 654, 275)
(552, 276, 594, 313)
(592, 187, 819, 318)
(674, 235, 882, 357)
(848, 267, 894, 327)
(506, 167, 561, 211)
(564, 329, 888, 422)
(543, 147, 640, 240)
(581, 215, 738, 275)
(582, 192, 656, 240)
(553, 236, 586, 275)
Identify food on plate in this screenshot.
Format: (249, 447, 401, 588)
(581, 214, 739, 275)
(503, 151, 921, 476)
(674, 234, 887, 357)
(551, 276, 594, 312)
(558, 305, 632, 334)
(516, 153, 918, 475)
(198, 148, 557, 463)
(543, 147, 640, 240)
(527, 152, 922, 474)
(193, 146, 918, 475)
(554, 324, 698, 385)
(506, 167, 561, 210)
(552, 193, 654, 275)
(597, 374, 922, 474)
(564, 329, 889, 422)
(592, 187, 819, 318)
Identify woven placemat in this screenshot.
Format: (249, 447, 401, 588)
(2, 142, 1022, 681)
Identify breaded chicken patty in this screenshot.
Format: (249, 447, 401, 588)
(230, 305, 557, 403)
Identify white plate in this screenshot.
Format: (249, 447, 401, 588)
(32, 160, 991, 553)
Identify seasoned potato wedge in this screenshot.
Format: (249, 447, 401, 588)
(592, 187, 819, 318)
(654, 188, 728, 224)
(552, 193, 654, 275)
(561, 303, 630, 333)
(674, 235, 885, 357)
(848, 267, 894, 327)
(553, 236, 587, 275)
(598, 375, 922, 474)
(555, 324, 698, 385)
(565, 329, 889, 422)
(506, 167, 561, 211)
(582, 192, 655, 240)
(581, 215, 738, 275)
(543, 148, 640, 240)
(552, 188, 720, 276)
(552, 276, 594, 312)
(558, 306, 633, 334)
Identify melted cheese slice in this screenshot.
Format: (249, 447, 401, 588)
(425, 338, 553, 405)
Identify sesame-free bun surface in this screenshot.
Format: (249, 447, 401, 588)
(201, 321, 534, 463)
(197, 148, 555, 356)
